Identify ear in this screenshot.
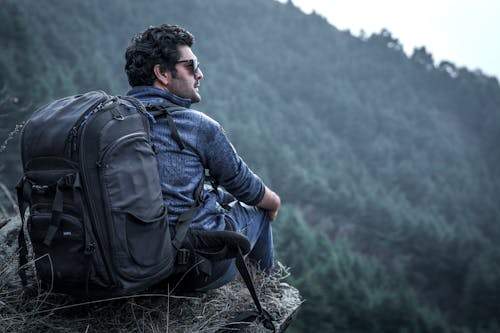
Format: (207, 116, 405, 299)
(153, 64, 170, 87)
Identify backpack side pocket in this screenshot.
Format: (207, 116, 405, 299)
(29, 211, 87, 287)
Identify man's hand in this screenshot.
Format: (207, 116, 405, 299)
(257, 186, 281, 221)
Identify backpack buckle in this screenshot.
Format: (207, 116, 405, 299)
(176, 249, 190, 265)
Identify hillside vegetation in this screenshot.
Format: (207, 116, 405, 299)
(1, 0, 500, 332)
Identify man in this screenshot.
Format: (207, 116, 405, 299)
(124, 24, 280, 291)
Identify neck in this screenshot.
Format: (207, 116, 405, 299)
(153, 81, 168, 91)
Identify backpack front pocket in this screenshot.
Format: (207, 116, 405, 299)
(99, 133, 174, 280)
(108, 209, 174, 280)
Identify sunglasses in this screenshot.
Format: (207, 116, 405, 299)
(176, 59, 200, 75)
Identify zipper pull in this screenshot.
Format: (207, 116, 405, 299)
(85, 241, 96, 255)
(70, 127, 78, 152)
(110, 106, 124, 120)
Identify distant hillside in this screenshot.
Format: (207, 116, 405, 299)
(1, 0, 499, 332)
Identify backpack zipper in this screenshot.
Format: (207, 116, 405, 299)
(68, 94, 110, 156)
(96, 132, 146, 167)
(117, 96, 152, 142)
(79, 112, 117, 287)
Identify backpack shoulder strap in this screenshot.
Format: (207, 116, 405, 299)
(172, 174, 205, 250)
(145, 103, 187, 150)
(146, 103, 186, 117)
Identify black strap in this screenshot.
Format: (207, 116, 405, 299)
(205, 168, 219, 192)
(43, 180, 64, 246)
(172, 175, 205, 250)
(119, 95, 148, 114)
(216, 247, 275, 332)
(235, 248, 276, 331)
(43, 174, 76, 246)
(73, 173, 96, 295)
(194, 245, 230, 261)
(145, 103, 187, 150)
(146, 103, 186, 116)
(165, 111, 185, 150)
(73, 174, 95, 255)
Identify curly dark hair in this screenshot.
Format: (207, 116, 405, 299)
(124, 24, 195, 87)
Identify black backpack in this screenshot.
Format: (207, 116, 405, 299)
(15, 91, 275, 330)
(16, 90, 176, 295)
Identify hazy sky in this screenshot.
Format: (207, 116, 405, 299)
(276, 0, 500, 79)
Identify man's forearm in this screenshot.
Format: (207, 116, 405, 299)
(257, 186, 281, 221)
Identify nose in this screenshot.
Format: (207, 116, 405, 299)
(195, 68, 203, 80)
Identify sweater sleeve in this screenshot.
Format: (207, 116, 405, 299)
(197, 114, 265, 206)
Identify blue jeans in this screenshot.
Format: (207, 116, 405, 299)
(178, 201, 274, 291)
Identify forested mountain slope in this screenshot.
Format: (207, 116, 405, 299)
(1, 0, 499, 332)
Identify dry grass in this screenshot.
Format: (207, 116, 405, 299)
(1, 261, 299, 332)
(0, 183, 17, 226)
(0, 216, 301, 333)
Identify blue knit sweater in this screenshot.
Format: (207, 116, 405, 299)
(127, 86, 265, 230)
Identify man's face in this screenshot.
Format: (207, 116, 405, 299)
(166, 45, 204, 103)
